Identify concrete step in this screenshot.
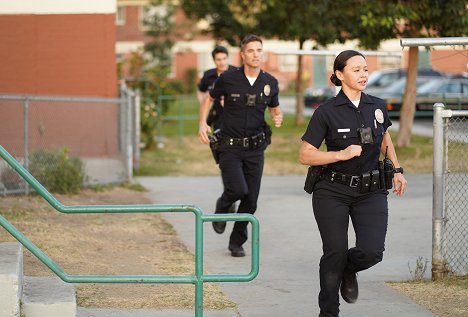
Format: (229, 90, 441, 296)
(0, 242, 23, 317)
(22, 276, 77, 317)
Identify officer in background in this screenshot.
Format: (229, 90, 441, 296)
(299, 50, 407, 317)
(197, 45, 236, 130)
(199, 34, 283, 257)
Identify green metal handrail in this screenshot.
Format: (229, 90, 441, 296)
(0, 145, 259, 317)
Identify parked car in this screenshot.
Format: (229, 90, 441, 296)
(365, 68, 444, 95)
(303, 68, 443, 109)
(414, 77, 468, 111)
(367, 76, 435, 113)
(382, 77, 468, 113)
(303, 86, 335, 108)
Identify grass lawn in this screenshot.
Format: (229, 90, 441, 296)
(136, 110, 440, 176)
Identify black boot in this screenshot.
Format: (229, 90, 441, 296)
(212, 198, 226, 234)
(340, 269, 358, 303)
(228, 244, 245, 257)
(212, 200, 236, 234)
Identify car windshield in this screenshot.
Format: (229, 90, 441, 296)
(385, 77, 434, 94)
(417, 79, 446, 94)
(367, 71, 383, 86)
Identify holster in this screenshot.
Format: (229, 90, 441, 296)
(304, 165, 324, 194)
(264, 123, 272, 145)
(208, 130, 221, 164)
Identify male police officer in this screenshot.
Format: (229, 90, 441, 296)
(199, 34, 283, 257)
(197, 46, 236, 130)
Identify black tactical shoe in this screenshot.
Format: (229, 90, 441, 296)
(213, 198, 226, 234)
(228, 245, 245, 257)
(212, 221, 226, 234)
(340, 269, 358, 303)
(212, 201, 236, 234)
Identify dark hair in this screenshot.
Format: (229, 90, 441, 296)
(240, 34, 263, 51)
(211, 46, 228, 59)
(330, 50, 366, 86)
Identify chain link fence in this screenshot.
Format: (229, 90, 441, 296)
(0, 87, 140, 195)
(433, 104, 468, 278)
(443, 115, 468, 275)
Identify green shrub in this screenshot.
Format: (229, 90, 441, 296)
(29, 147, 85, 194)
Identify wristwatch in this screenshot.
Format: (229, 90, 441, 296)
(394, 167, 404, 174)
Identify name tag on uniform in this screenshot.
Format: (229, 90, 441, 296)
(337, 128, 350, 133)
(231, 93, 241, 97)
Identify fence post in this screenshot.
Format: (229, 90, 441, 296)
(432, 103, 447, 280)
(178, 96, 184, 145)
(23, 97, 30, 195)
(125, 89, 134, 181)
(133, 90, 141, 170)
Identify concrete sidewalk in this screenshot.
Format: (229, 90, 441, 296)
(133, 174, 437, 317)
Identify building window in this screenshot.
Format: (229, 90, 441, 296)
(116, 6, 126, 25)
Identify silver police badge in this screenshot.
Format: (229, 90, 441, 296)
(375, 109, 384, 124)
(263, 84, 271, 96)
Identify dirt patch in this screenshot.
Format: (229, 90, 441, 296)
(0, 187, 235, 309)
(387, 278, 468, 317)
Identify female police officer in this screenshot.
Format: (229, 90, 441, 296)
(299, 50, 407, 317)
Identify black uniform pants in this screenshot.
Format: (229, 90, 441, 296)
(216, 145, 265, 247)
(312, 180, 388, 317)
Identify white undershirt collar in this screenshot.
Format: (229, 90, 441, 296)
(246, 75, 257, 86)
(351, 100, 360, 107)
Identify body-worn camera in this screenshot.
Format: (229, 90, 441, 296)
(357, 127, 373, 144)
(245, 94, 257, 107)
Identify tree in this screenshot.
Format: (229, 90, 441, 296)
(125, 0, 185, 149)
(180, 0, 258, 46)
(253, 1, 353, 125)
(181, 0, 352, 125)
(354, 0, 467, 147)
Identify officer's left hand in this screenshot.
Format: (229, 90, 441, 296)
(270, 107, 283, 127)
(198, 122, 211, 144)
(393, 173, 407, 197)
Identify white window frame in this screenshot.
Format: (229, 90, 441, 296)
(116, 6, 126, 26)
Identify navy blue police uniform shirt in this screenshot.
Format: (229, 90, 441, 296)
(209, 66, 279, 138)
(198, 65, 236, 109)
(301, 89, 392, 175)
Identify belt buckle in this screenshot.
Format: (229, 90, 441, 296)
(349, 175, 360, 188)
(242, 137, 249, 147)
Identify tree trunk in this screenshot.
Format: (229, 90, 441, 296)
(397, 46, 419, 147)
(294, 40, 305, 126)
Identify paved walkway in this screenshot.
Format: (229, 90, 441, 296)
(129, 174, 437, 317)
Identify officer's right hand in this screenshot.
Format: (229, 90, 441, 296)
(198, 122, 212, 144)
(338, 144, 362, 161)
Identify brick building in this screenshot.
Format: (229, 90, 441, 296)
(116, 1, 466, 92)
